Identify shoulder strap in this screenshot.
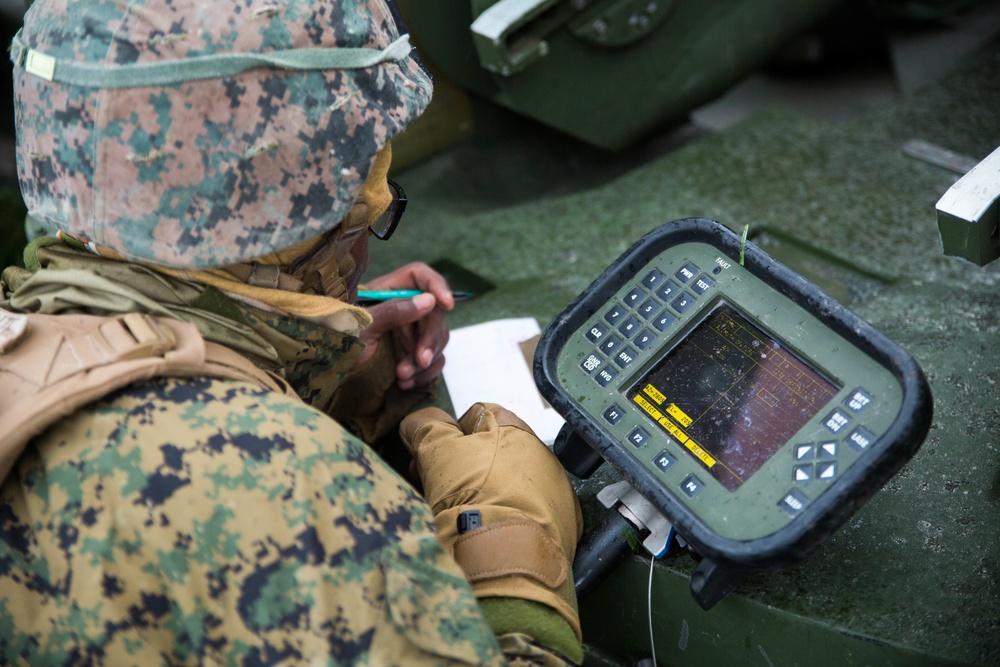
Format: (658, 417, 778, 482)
(0, 308, 299, 482)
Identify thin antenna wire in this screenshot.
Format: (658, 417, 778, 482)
(648, 555, 657, 666)
(740, 223, 750, 266)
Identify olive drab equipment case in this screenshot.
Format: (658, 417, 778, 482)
(0, 309, 296, 482)
(399, 0, 843, 150)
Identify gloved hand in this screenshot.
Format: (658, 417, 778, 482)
(399, 402, 584, 641)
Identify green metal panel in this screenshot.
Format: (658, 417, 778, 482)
(399, 0, 843, 149)
(581, 555, 973, 666)
(374, 28, 1000, 666)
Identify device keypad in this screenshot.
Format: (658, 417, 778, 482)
(585, 322, 608, 343)
(792, 442, 840, 483)
(585, 259, 716, 457)
(595, 366, 618, 386)
(580, 353, 603, 374)
(598, 335, 623, 356)
(603, 404, 625, 425)
(675, 263, 699, 283)
(680, 475, 705, 498)
(824, 409, 851, 434)
(614, 347, 637, 369)
(779, 489, 809, 517)
(787, 387, 879, 494)
(641, 269, 667, 290)
(629, 427, 651, 448)
(604, 306, 627, 326)
(656, 280, 681, 302)
(578, 262, 716, 394)
(690, 274, 716, 295)
(650, 309, 675, 331)
(845, 388, 873, 413)
(637, 299, 660, 319)
(652, 449, 676, 472)
(585, 261, 720, 502)
(618, 316, 641, 337)
(634, 330, 657, 351)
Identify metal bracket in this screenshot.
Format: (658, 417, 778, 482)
(597, 479, 675, 557)
(936, 143, 1000, 266)
(594, 479, 743, 609)
(568, 0, 675, 47)
(469, 0, 675, 76)
(470, 0, 561, 76)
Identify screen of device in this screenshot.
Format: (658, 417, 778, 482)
(628, 301, 841, 491)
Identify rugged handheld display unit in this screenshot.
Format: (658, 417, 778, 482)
(534, 218, 932, 608)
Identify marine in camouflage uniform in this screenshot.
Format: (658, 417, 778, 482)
(0, 0, 584, 664)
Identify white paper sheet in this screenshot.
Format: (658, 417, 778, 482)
(442, 318, 565, 445)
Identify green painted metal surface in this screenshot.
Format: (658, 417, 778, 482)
(399, 0, 844, 149)
(376, 34, 1000, 666)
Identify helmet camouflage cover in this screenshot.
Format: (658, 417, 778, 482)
(11, 0, 432, 269)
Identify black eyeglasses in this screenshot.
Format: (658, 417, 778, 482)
(370, 179, 407, 240)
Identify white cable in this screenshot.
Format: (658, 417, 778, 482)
(648, 555, 657, 666)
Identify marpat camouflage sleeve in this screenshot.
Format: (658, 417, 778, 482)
(0, 376, 572, 665)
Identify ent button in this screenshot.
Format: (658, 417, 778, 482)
(614, 347, 637, 368)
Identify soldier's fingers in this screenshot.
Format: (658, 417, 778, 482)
(416, 308, 449, 368)
(365, 262, 455, 311)
(398, 354, 446, 391)
(364, 293, 437, 337)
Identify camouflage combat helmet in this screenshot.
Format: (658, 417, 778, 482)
(11, 0, 432, 269)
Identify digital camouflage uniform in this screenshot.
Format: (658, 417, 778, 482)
(3, 375, 498, 665)
(0, 0, 580, 664)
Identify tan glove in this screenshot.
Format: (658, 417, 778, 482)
(399, 402, 585, 641)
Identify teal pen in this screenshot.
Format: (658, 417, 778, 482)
(356, 289, 474, 303)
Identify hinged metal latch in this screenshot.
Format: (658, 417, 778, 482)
(470, 0, 676, 76)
